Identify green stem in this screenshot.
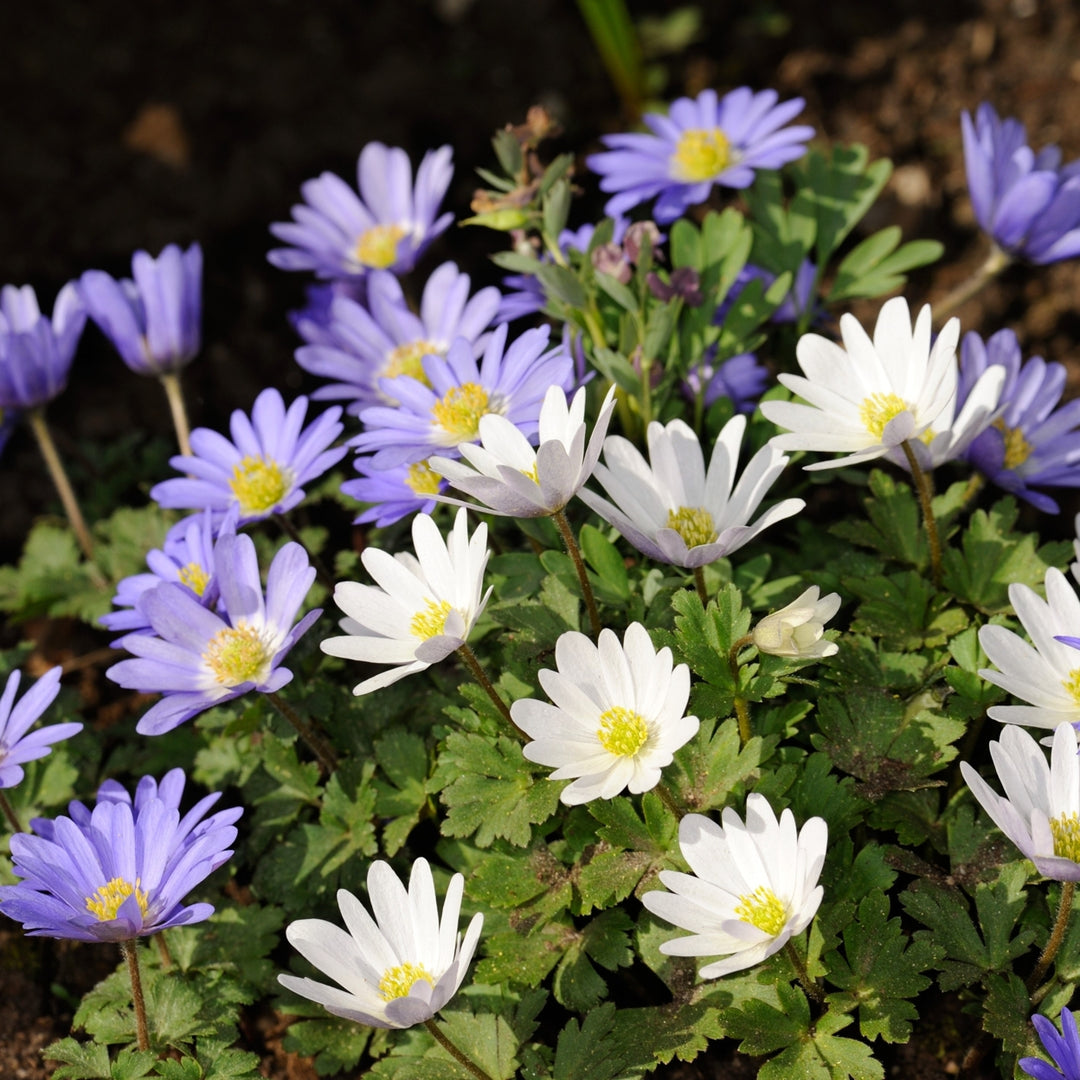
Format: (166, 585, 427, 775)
(693, 566, 709, 607)
(727, 634, 754, 747)
(457, 642, 526, 740)
(424, 1017, 495, 1080)
(552, 509, 602, 638)
(899, 440, 942, 588)
(159, 370, 192, 458)
(266, 691, 339, 776)
(655, 782, 684, 818)
(1027, 881, 1075, 993)
(933, 244, 1012, 328)
(120, 939, 150, 1052)
(27, 408, 95, 562)
(275, 513, 337, 596)
(0, 790, 23, 833)
(154, 932, 173, 969)
(784, 939, 825, 1006)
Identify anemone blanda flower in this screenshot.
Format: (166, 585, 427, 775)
(511, 623, 699, 805)
(290, 280, 368, 347)
(752, 586, 841, 660)
(0, 768, 240, 941)
(978, 568, 1080, 732)
(587, 87, 813, 223)
(295, 262, 501, 416)
(429, 384, 616, 518)
(351, 323, 575, 470)
(150, 388, 346, 526)
(683, 352, 769, 415)
(268, 143, 454, 280)
(322, 508, 490, 695)
(278, 857, 482, 1029)
(106, 534, 320, 735)
(0, 283, 86, 411)
(1021, 1007, 1080, 1080)
(959, 329, 1080, 514)
(341, 456, 447, 528)
(0, 666, 80, 790)
(642, 793, 827, 978)
(962, 103, 1080, 265)
(579, 413, 804, 569)
(760, 297, 963, 470)
(79, 243, 202, 376)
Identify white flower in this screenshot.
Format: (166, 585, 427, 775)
(960, 722, 1080, 881)
(761, 297, 961, 470)
(321, 508, 491, 694)
(752, 586, 841, 659)
(578, 414, 804, 568)
(511, 622, 699, 805)
(278, 857, 483, 1028)
(642, 794, 827, 978)
(428, 385, 617, 517)
(978, 567, 1080, 731)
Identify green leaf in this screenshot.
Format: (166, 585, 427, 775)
(579, 524, 630, 602)
(46, 1039, 114, 1080)
(593, 271, 639, 314)
(283, 1017, 373, 1076)
(981, 972, 1035, 1055)
(373, 729, 430, 855)
(433, 1010, 520, 1080)
(725, 981, 811, 1055)
(535, 263, 587, 308)
(829, 228, 942, 301)
(830, 469, 925, 568)
(670, 717, 771, 813)
(552, 1003, 628, 1080)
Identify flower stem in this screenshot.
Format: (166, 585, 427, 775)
(120, 939, 150, 1052)
(899, 440, 942, 588)
(274, 513, 337, 596)
(693, 566, 709, 607)
(158, 371, 192, 458)
(552, 509, 601, 638)
(27, 408, 95, 562)
(727, 634, 754, 747)
(266, 691, 339, 776)
(783, 939, 825, 1006)
(457, 642, 526, 739)
(655, 782, 684, 818)
(933, 244, 1012, 328)
(1027, 881, 1075, 993)
(154, 932, 173, 969)
(0, 790, 23, 833)
(424, 1017, 495, 1080)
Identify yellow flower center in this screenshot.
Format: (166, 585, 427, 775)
(85, 877, 149, 922)
(202, 622, 272, 686)
(410, 598, 453, 640)
(383, 339, 441, 385)
(1051, 813, 1080, 862)
(355, 224, 407, 269)
(993, 419, 1034, 470)
(858, 392, 911, 440)
(1063, 667, 1080, 706)
(672, 128, 732, 182)
(596, 705, 649, 757)
(229, 455, 291, 516)
(378, 961, 435, 1001)
(666, 506, 718, 548)
(431, 382, 491, 443)
(177, 561, 210, 596)
(405, 460, 442, 496)
(734, 885, 787, 936)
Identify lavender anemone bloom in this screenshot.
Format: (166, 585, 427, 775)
(341, 456, 446, 528)
(959, 329, 1080, 513)
(587, 88, 813, 223)
(1021, 1007, 1080, 1080)
(268, 143, 454, 280)
(962, 103, 1080, 265)
(79, 243, 202, 375)
(106, 533, 321, 735)
(0, 283, 86, 411)
(684, 352, 770, 415)
(150, 388, 346, 527)
(0, 768, 240, 942)
(0, 666, 81, 790)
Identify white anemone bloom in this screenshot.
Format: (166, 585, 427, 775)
(960, 722, 1080, 881)
(512, 623, 699, 805)
(761, 297, 961, 470)
(751, 585, 841, 659)
(321, 508, 491, 694)
(978, 567, 1080, 731)
(642, 794, 827, 978)
(428, 385, 617, 517)
(278, 858, 483, 1028)
(578, 414, 804, 568)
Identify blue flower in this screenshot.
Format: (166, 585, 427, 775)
(0, 283, 86, 411)
(1021, 1008, 1080, 1080)
(959, 329, 1080, 513)
(106, 534, 321, 735)
(80, 243, 202, 375)
(684, 352, 769, 414)
(587, 88, 813, 223)
(962, 103, 1080, 264)
(716, 260, 821, 327)
(269, 143, 454, 280)
(0, 768, 240, 942)
(341, 456, 446, 528)
(150, 388, 346, 526)
(290, 280, 367, 347)
(0, 666, 80, 790)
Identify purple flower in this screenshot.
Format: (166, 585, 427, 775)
(0, 283, 86, 411)
(587, 88, 813, 223)
(79, 243, 202, 376)
(290, 280, 368, 347)
(268, 143, 454, 280)
(1021, 1008, 1080, 1080)
(684, 352, 770, 414)
(959, 329, 1080, 513)
(0, 768, 240, 942)
(295, 262, 501, 416)
(0, 666, 80, 790)
(106, 533, 321, 735)
(150, 388, 346, 526)
(715, 259, 820, 327)
(341, 456, 446, 528)
(962, 103, 1080, 265)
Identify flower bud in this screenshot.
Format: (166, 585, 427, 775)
(752, 586, 841, 659)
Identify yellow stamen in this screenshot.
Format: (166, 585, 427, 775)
(229, 455, 291, 516)
(734, 885, 787, 936)
(355, 224, 407, 269)
(666, 506, 718, 548)
(378, 961, 435, 1001)
(85, 877, 149, 922)
(1063, 668, 1080, 706)
(383, 339, 441, 386)
(203, 622, 271, 686)
(671, 128, 732, 182)
(431, 382, 491, 443)
(1051, 813, 1080, 862)
(859, 392, 910, 440)
(596, 705, 649, 757)
(410, 598, 453, 640)
(177, 561, 210, 596)
(405, 460, 442, 496)
(993, 419, 1033, 470)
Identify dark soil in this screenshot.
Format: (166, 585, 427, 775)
(3, 0, 1080, 1076)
